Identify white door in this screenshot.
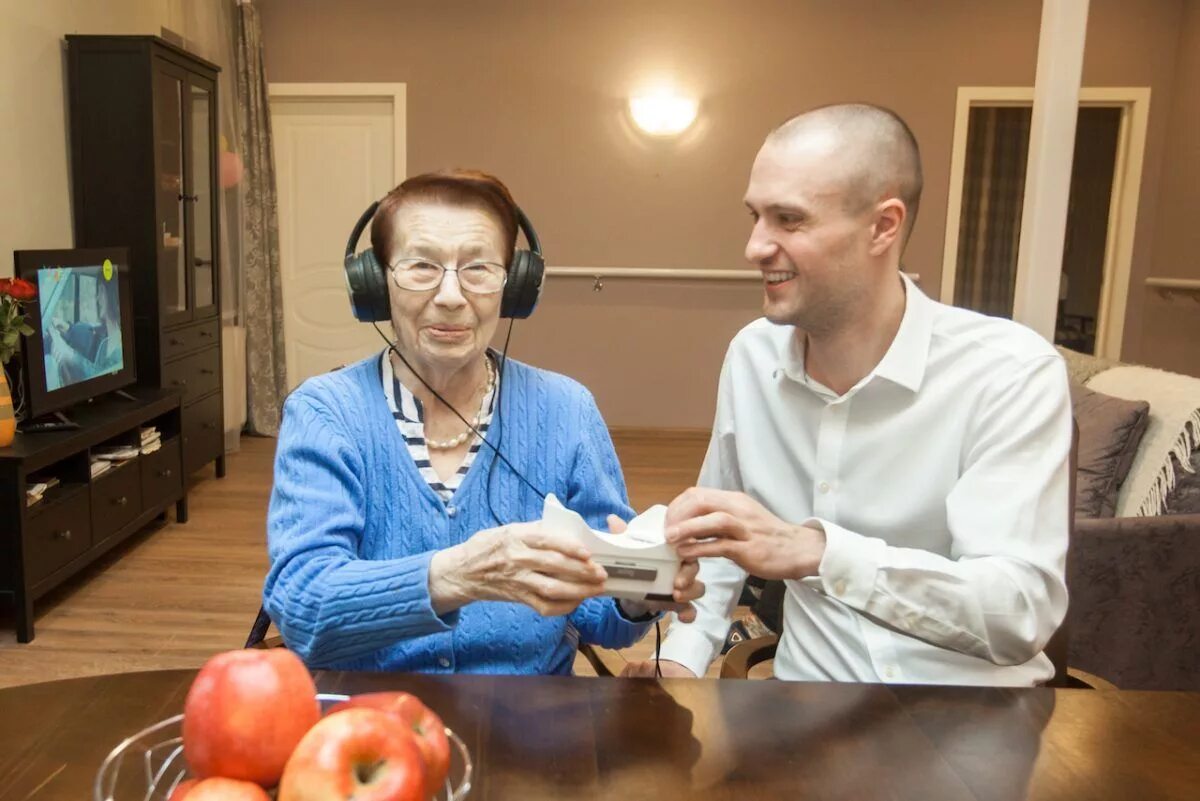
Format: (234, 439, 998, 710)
(269, 85, 406, 389)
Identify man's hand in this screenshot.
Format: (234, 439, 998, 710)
(606, 515, 705, 623)
(429, 522, 607, 617)
(664, 488, 826, 581)
(620, 659, 698, 678)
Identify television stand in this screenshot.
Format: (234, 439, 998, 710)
(0, 387, 186, 642)
(18, 411, 80, 434)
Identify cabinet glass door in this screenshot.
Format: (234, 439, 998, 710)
(188, 80, 218, 317)
(154, 67, 189, 322)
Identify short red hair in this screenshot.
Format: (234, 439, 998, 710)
(370, 169, 520, 269)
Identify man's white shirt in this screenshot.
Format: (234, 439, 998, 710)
(659, 275, 1072, 686)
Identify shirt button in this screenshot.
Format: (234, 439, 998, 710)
(834, 579, 847, 596)
(438, 657, 451, 668)
(818, 481, 831, 494)
(446, 506, 457, 518)
(884, 666, 896, 679)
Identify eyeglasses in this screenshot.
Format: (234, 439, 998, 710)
(388, 258, 508, 294)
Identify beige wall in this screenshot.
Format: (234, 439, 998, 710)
(1140, 0, 1200, 376)
(0, 0, 208, 278)
(253, 0, 1192, 426)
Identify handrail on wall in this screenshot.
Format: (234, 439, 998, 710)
(1145, 277, 1200, 304)
(547, 266, 920, 290)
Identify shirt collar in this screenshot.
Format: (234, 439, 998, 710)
(380, 351, 422, 421)
(872, 273, 933, 393)
(781, 272, 933, 395)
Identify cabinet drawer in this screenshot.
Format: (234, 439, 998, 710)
(91, 463, 142, 544)
(141, 437, 183, 509)
(182, 392, 224, 474)
(26, 494, 92, 585)
(162, 346, 221, 404)
(163, 320, 219, 362)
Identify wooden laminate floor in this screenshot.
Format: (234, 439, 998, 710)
(0, 430, 716, 688)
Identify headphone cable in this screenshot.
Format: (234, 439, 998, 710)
(371, 322, 546, 504)
(372, 323, 669, 673)
(482, 319, 516, 525)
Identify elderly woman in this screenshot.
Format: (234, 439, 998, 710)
(264, 170, 700, 674)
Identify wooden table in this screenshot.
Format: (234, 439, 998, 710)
(1, 670, 1198, 800)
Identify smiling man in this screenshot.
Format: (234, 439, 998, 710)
(623, 104, 1073, 686)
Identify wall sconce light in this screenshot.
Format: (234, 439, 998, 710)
(629, 89, 698, 136)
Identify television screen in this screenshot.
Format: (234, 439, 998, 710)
(37, 263, 126, 391)
(15, 247, 137, 420)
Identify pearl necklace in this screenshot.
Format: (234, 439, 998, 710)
(424, 357, 496, 451)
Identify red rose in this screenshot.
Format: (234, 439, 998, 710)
(1, 278, 36, 301)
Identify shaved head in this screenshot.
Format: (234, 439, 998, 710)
(767, 103, 923, 242)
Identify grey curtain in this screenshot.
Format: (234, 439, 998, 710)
(953, 106, 1032, 318)
(234, 1, 288, 435)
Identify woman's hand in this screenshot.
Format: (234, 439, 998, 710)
(428, 522, 608, 617)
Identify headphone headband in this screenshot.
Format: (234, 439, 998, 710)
(346, 200, 540, 268)
(343, 196, 545, 321)
(345, 200, 381, 263)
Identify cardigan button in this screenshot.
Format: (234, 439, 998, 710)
(447, 505, 457, 518)
(438, 657, 451, 668)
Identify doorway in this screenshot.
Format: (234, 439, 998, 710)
(268, 83, 406, 388)
(940, 88, 1150, 358)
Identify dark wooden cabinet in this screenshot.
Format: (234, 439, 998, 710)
(66, 35, 226, 478)
(0, 389, 186, 642)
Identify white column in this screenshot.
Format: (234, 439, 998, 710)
(1012, 0, 1090, 340)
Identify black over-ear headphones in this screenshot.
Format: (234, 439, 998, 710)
(344, 200, 545, 322)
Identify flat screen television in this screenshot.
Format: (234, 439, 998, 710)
(14, 247, 137, 420)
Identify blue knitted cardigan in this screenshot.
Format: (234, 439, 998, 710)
(264, 351, 652, 674)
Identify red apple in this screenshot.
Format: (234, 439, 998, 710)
(183, 649, 321, 787)
(277, 708, 427, 801)
(167, 778, 198, 801)
(326, 693, 450, 797)
(181, 777, 270, 801)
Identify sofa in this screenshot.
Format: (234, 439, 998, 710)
(1059, 347, 1200, 690)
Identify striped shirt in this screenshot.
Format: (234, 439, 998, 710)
(380, 351, 498, 502)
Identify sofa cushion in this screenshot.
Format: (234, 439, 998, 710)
(1086, 366, 1200, 516)
(1071, 383, 1151, 518)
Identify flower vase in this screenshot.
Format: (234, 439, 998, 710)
(0, 367, 14, 448)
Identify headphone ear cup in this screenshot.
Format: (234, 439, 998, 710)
(501, 249, 545, 319)
(344, 249, 391, 323)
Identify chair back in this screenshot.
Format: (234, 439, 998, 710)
(245, 605, 282, 649)
(1042, 418, 1079, 687)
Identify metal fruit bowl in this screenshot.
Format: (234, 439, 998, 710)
(94, 693, 472, 801)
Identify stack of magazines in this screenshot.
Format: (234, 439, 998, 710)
(90, 456, 112, 478)
(93, 444, 140, 463)
(140, 426, 162, 455)
(24, 474, 60, 506)
(26, 475, 63, 508)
